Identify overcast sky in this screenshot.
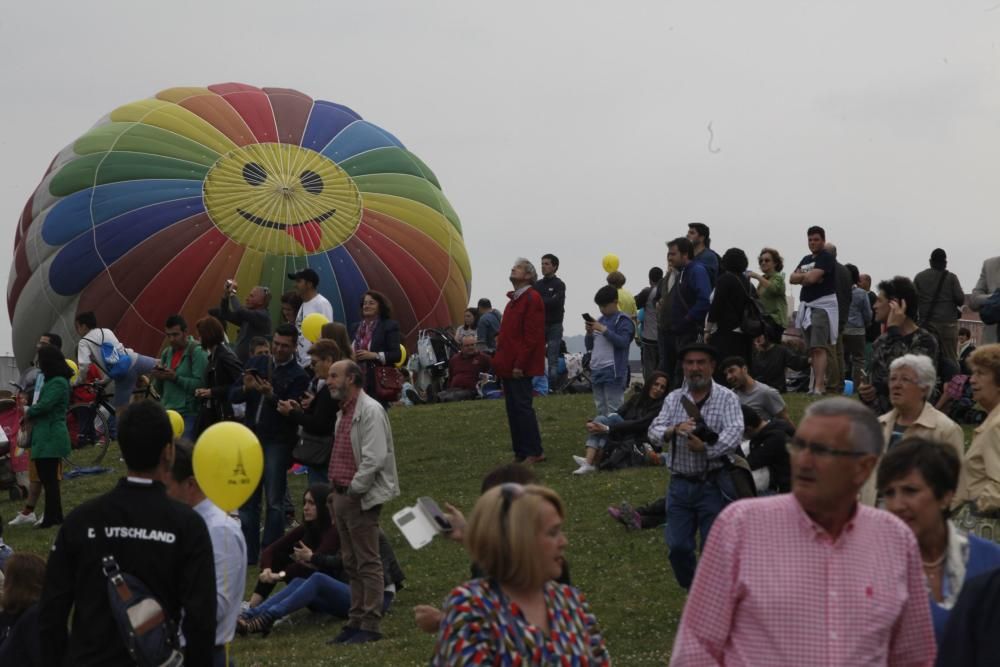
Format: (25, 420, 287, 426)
(1, 1, 998, 355)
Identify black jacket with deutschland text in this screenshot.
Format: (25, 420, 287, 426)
(38, 478, 216, 666)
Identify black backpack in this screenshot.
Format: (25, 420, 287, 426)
(102, 554, 183, 666)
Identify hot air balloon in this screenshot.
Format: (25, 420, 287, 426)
(7, 83, 471, 368)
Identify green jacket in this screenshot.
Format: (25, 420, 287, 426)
(155, 338, 208, 416)
(26, 375, 71, 460)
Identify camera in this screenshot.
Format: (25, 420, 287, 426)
(691, 419, 719, 445)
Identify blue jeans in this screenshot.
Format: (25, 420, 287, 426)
(249, 573, 352, 620)
(545, 323, 563, 385)
(182, 414, 197, 442)
(665, 475, 727, 590)
(591, 366, 624, 417)
(502, 377, 543, 459)
(113, 354, 157, 408)
(585, 414, 624, 450)
(239, 440, 291, 563)
(306, 466, 328, 486)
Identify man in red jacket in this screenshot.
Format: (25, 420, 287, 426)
(493, 258, 547, 463)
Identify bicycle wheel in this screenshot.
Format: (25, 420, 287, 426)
(66, 403, 111, 467)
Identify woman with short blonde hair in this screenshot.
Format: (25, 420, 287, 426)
(432, 484, 610, 665)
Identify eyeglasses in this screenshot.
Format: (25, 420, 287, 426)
(786, 438, 868, 459)
(758, 257, 772, 264)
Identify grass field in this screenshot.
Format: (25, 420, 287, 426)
(6, 391, 952, 666)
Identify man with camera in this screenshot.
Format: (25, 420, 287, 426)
(208, 279, 272, 363)
(648, 342, 744, 591)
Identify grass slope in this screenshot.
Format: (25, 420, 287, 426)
(7, 392, 913, 665)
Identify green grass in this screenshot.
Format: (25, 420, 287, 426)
(8, 392, 958, 665)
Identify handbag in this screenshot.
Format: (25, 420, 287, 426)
(293, 428, 332, 469)
(16, 413, 31, 450)
(374, 365, 403, 402)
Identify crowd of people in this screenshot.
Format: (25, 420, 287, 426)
(0, 223, 998, 665)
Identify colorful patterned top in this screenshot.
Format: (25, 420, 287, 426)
(431, 578, 610, 666)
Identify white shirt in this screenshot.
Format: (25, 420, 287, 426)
(77, 327, 135, 378)
(295, 294, 334, 366)
(193, 498, 247, 646)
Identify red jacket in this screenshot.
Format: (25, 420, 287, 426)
(492, 287, 546, 378)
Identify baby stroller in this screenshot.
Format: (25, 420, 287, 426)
(557, 351, 593, 395)
(0, 394, 29, 501)
(411, 328, 462, 401)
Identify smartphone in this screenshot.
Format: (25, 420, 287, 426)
(582, 313, 595, 323)
(420, 497, 453, 533)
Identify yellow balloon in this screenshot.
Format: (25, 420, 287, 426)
(602, 253, 620, 273)
(302, 312, 330, 343)
(65, 359, 79, 384)
(395, 344, 407, 368)
(166, 410, 185, 439)
(193, 422, 264, 512)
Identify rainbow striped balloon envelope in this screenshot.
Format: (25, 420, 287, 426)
(7, 83, 471, 366)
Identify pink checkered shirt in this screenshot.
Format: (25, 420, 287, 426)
(328, 394, 358, 488)
(670, 494, 935, 667)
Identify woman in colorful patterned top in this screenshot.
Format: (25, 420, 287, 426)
(431, 484, 610, 666)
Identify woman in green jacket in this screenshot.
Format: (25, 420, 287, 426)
(24, 345, 73, 528)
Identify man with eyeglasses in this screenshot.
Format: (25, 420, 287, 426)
(647, 342, 743, 591)
(670, 397, 936, 665)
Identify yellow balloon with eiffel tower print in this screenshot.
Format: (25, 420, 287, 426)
(192, 421, 264, 512)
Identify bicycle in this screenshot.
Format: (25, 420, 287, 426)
(65, 380, 116, 468)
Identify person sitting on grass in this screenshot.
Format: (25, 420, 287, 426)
(571, 371, 669, 474)
(237, 490, 405, 637)
(0, 553, 46, 663)
(245, 484, 340, 609)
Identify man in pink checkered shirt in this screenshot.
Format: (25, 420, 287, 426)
(670, 397, 935, 666)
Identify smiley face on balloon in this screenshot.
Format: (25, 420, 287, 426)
(203, 143, 363, 254)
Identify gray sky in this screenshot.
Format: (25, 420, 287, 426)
(2, 1, 998, 355)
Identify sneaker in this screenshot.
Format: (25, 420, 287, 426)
(34, 514, 44, 526)
(572, 455, 588, 466)
(8, 511, 36, 526)
(405, 388, 425, 405)
(344, 629, 383, 644)
(572, 463, 596, 475)
(327, 625, 359, 645)
(607, 505, 623, 522)
(620, 502, 642, 531)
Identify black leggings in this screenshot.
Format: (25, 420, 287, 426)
(33, 458, 63, 525)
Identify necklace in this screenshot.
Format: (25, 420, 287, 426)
(922, 552, 946, 569)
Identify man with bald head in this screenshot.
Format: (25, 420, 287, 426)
(671, 397, 936, 665)
(326, 359, 399, 645)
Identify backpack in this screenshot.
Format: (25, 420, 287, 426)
(981, 289, 1000, 326)
(102, 554, 183, 666)
(87, 330, 132, 380)
(738, 278, 767, 338)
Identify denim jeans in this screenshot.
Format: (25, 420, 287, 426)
(250, 572, 352, 620)
(113, 354, 157, 408)
(306, 466, 328, 486)
(239, 440, 291, 564)
(591, 366, 624, 417)
(545, 323, 563, 385)
(502, 377, 543, 459)
(182, 414, 197, 442)
(665, 475, 727, 590)
(585, 413, 624, 450)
